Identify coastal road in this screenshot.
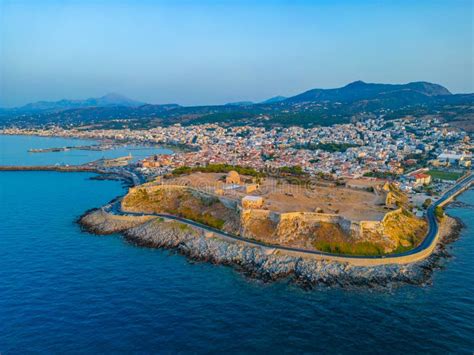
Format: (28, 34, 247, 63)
(110, 173, 473, 262)
(3, 161, 470, 263)
(408, 173, 473, 256)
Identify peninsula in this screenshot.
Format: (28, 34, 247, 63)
(78, 164, 472, 287)
(2, 84, 472, 287)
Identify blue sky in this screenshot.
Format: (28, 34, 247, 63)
(0, 0, 472, 107)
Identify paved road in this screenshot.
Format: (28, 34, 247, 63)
(406, 173, 473, 256)
(109, 173, 473, 260)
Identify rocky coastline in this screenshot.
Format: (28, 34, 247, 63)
(78, 207, 464, 289)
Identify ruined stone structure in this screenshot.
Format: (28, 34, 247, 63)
(241, 196, 264, 209)
(244, 183, 258, 193)
(124, 184, 422, 253)
(225, 170, 241, 184)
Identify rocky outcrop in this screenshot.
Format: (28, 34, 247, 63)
(79, 209, 154, 234)
(78, 208, 463, 288)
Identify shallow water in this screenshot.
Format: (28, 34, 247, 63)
(0, 135, 473, 353)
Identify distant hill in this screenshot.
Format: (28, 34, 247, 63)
(225, 101, 255, 106)
(1, 81, 471, 129)
(261, 96, 287, 104)
(12, 93, 146, 113)
(285, 81, 452, 104)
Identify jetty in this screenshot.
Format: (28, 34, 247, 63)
(28, 144, 113, 153)
(0, 154, 141, 186)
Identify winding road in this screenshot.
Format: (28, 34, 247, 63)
(109, 173, 473, 263)
(408, 173, 473, 255)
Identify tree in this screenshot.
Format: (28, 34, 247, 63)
(434, 206, 444, 220)
(422, 198, 432, 209)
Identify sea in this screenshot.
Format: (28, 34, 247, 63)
(0, 135, 473, 353)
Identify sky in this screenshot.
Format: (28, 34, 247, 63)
(0, 0, 473, 107)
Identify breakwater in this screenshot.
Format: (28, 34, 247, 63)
(28, 144, 112, 153)
(0, 165, 99, 172)
(0, 164, 140, 186)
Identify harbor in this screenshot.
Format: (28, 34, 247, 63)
(28, 143, 115, 153)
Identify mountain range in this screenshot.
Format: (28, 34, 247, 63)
(8, 93, 144, 113)
(1, 81, 472, 129)
(286, 81, 451, 103)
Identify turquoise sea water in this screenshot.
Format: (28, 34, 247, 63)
(0, 135, 473, 353)
(0, 134, 172, 165)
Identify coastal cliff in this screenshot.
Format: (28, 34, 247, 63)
(79, 209, 462, 288)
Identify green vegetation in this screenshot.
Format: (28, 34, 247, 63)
(162, 201, 226, 230)
(178, 223, 190, 231)
(314, 241, 385, 256)
(427, 170, 462, 181)
(422, 198, 432, 209)
(192, 112, 256, 125)
(176, 207, 225, 230)
(391, 243, 414, 254)
(270, 112, 350, 127)
(171, 163, 264, 178)
(296, 142, 358, 152)
(277, 165, 305, 176)
(434, 206, 444, 221)
(363, 171, 397, 179)
(285, 176, 312, 186)
(272, 165, 312, 185)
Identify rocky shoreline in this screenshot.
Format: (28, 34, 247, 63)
(78, 208, 463, 289)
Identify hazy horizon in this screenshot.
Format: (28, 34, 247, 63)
(1, 0, 473, 107)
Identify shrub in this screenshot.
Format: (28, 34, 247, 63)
(171, 164, 265, 178)
(178, 223, 189, 231)
(313, 241, 384, 256)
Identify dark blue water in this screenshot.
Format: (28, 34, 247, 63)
(1, 136, 473, 353)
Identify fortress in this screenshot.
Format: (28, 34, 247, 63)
(123, 173, 425, 254)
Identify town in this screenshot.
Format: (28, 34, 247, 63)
(2, 115, 471, 193)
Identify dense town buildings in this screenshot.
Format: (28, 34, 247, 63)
(2, 117, 471, 188)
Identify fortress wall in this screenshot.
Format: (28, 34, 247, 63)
(354, 208, 404, 239)
(240, 209, 355, 239)
(238, 207, 406, 242)
(240, 208, 273, 220)
(239, 208, 278, 240)
(277, 212, 353, 234)
(129, 185, 411, 242)
(381, 208, 403, 223)
(242, 209, 281, 223)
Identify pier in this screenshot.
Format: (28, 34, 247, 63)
(28, 144, 113, 153)
(0, 154, 141, 186)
